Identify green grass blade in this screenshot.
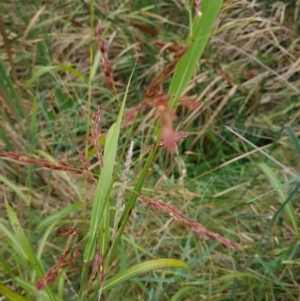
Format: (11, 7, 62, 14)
(83, 69, 133, 263)
(26, 65, 85, 86)
(79, 69, 135, 301)
(0, 223, 28, 260)
(107, 1, 224, 269)
(258, 162, 298, 236)
(106, 146, 157, 269)
(285, 125, 300, 154)
(28, 97, 38, 149)
(102, 259, 188, 292)
(170, 286, 199, 301)
(0, 118, 12, 150)
(36, 201, 82, 230)
(0, 175, 29, 206)
(0, 283, 28, 301)
(0, 60, 24, 120)
(169, 0, 223, 108)
(15, 278, 63, 301)
(5, 201, 57, 301)
(35, 203, 82, 260)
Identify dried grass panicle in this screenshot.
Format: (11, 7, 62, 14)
(70, 246, 80, 267)
(124, 43, 188, 130)
(92, 244, 101, 276)
(124, 43, 189, 152)
(178, 97, 200, 109)
(146, 46, 187, 97)
(96, 21, 117, 94)
(77, 148, 96, 183)
(0, 152, 83, 174)
(55, 228, 81, 235)
(91, 104, 104, 167)
(143, 131, 191, 154)
(99, 248, 104, 284)
(36, 270, 58, 291)
(113, 141, 134, 232)
(116, 141, 133, 210)
(154, 40, 184, 53)
(138, 194, 236, 249)
(36, 248, 72, 290)
(194, 0, 202, 15)
(129, 20, 158, 36)
(91, 244, 104, 284)
(157, 102, 177, 152)
(54, 248, 72, 269)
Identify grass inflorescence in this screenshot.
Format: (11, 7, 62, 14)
(0, 0, 300, 300)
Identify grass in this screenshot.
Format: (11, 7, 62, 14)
(1, 0, 300, 300)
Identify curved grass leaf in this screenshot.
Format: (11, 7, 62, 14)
(170, 286, 199, 301)
(102, 258, 188, 292)
(26, 65, 85, 86)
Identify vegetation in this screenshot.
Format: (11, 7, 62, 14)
(0, 0, 300, 300)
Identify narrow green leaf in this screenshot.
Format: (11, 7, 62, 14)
(102, 259, 188, 292)
(15, 278, 63, 301)
(5, 202, 57, 301)
(26, 65, 85, 86)
(35, 203, 82, 260)
(0, 283, 28, 301)
(83, 68, 134, 262)
(0, 175, 29, 206)
(170, 286, 199, 301)
(5, 201, 44, 275)
(106, 1, 224, 269)
(258, 163, 298, 235)
(218, 271, 262, 282)
(169, 0, 223, 108)
(36, 201, 82, 230)
(285, 125, 300, 154)
(90, 50, 101, 82)
(0, 120, 12, 150)
(0, 223, 27, 261)
(0, 60, 24, 120)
